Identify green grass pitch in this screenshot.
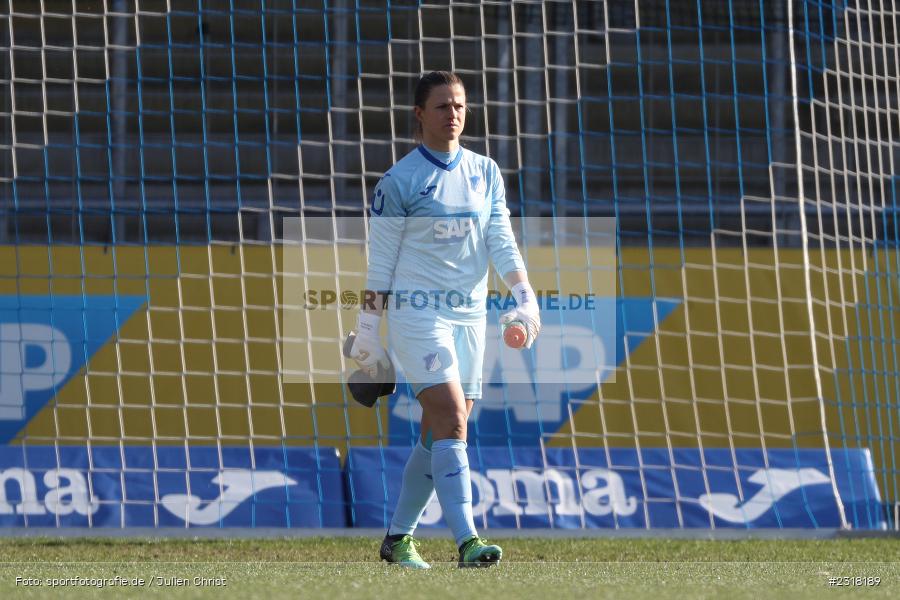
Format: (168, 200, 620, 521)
(0, 537, 897, 599)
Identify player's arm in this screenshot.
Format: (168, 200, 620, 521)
(365, 173, 405, 302)
(484, 161, 541, 348)
(348, 175, 405, 376)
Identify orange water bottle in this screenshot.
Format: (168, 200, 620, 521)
(503, 320, 528, 349)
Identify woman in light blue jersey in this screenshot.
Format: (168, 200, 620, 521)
(348, 71, 541, 568)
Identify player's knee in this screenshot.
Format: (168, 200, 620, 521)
(419, 382, 468, 440)
(429, 408, 467, 440)
(442, 410, 467, 440)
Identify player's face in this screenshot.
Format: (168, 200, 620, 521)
(416, 83, 466, 151)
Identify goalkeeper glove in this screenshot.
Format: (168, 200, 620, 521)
(348, 311, 390, 378)
(500, 281, 541, 349)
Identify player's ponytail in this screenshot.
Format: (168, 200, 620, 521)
(413, 71, 467, 142)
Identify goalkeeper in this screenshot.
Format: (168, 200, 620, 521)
(347, 71, 540, 569)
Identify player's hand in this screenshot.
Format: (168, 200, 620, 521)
(500, 281, 540, 349)
(500, 305, 540, 349)
(349, 312, 389, 378)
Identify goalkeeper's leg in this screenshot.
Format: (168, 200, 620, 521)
(387, 432, 435, 537)
(420, 382, 501, 568)
(380, 432, 434, 569)
(381, 404, 474, 568)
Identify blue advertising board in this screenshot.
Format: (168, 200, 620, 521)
(0, 446, 345, 527)
(347, 446, 886, 530)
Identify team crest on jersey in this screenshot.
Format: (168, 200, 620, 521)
(469, 175, 486, 194)
(423, 352, 443, 373)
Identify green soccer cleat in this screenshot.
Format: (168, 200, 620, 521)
(457, 536, 502, 568)
(379, 533, 431, 569)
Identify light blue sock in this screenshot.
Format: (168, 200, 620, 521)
(388, 440, 434, 536)
(431, 438, 477, 547)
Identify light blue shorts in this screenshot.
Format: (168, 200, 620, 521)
(387, 312, 485, 399)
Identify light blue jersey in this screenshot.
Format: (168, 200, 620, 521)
(365, 145, 524, 323)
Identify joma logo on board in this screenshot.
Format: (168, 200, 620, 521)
(0, 468, 98, 516)
(419, 467, 638, 523)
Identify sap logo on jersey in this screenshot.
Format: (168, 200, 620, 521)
(418, 467, 637, 524)
(433, 216, 476, 242)
(0, 296, 145, 444)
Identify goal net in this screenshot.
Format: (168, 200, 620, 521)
(0, 0, 895, 530)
